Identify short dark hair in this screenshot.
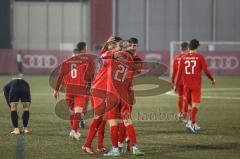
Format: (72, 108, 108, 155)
(181, 42, 189, 51)
(189, 39, 200, 50)
(76, 42, 86, 52)
(128, 37, 138, 44)
(113, 36, 122, 42)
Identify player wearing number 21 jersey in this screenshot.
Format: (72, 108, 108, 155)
(54, 42, 95, 140)
(175, 39, 215, 133)
(102, 48, 145, 157)
(82, 37, 123, 155)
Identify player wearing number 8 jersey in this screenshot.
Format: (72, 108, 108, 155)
(175, 39, 216, 133)
(53, 42, 95, 140)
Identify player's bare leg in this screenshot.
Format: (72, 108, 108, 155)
(10, 102, 20, 135)
(123, 119, 144, 156)
(103, 119, 120, 157)
(22, 102, 30, 133)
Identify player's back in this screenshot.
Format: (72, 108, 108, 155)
(180, 52, 205, 89)
(107, 51, 136, 99)
(62, 54, 94, 88)
(172, 53, 185, 85)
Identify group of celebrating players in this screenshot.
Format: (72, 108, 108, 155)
(2, 36, 216, 157)
(2, 37, 216, 157)
(172, 39, 216, 133)
(53, 36, 145, 156)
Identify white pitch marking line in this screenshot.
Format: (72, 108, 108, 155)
(1, 91, 240, 100)
(202, 88, 240, 91)
(165, 90, 240, 100)
(201, 96, 240, 100)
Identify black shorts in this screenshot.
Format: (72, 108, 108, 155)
(9, 80, 31, 103)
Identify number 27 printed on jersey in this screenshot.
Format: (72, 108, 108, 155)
(185, 60, 196, 75)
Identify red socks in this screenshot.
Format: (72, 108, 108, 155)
(72, 113, 81, 132)
(126, 125, 136, 145)
(110, 126, 118, 148)
(70, 114, 74, 130)
(178, 97, 183, 113)
(97, 120, 106, 148)
(188, 107, 192, 119)
(191, 107, 198, 124)
(84, 118, 101, 147)
(118, 121, 127, 143)
(183, 101, 188, 116)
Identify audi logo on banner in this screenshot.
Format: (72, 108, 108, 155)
(23, 55, 58, 69)
(206, 56, 239, 70)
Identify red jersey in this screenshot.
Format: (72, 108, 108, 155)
(107, 51, 140, 104)
(175, 52, 214, 89)
(172, 53, 185, 85)
(91, 51, 113, 91)
(127, 55, 143, 105)
(55, 54, 95, 94)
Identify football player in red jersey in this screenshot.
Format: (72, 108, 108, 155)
(117, 38, 144, 155)
(82, 37, 122, 155)
(103, 40, 144, 157)
(53, 42, 95, 140)
(172, 42, 189, 121)
(175, 39, 216, 133)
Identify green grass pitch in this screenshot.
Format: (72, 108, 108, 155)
(0, 75, 240, 159)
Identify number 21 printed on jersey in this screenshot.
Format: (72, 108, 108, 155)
(114, 64, 128, 82)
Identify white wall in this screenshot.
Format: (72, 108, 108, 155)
(13, 1, 90, 50)
(116, 0, 240, 51)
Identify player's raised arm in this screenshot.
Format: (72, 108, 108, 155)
(100, 36, 116, 54)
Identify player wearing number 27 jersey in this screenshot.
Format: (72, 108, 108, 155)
(176, 50, 214, 98)
(175, 39, 215, 133)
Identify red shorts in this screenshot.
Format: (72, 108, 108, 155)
(177, 85, 184, 96)
(115, 90, 134, 120)
(65, 93, 88, 110)
(184, 86, 201, 104)
(104, 92, 120, 120)
(90, 88, 107, 117)
(128, 90, 135, 105)
(119, 101, 132, 120)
